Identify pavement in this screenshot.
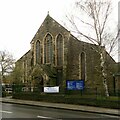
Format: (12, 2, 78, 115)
(0, 97, 120, 117)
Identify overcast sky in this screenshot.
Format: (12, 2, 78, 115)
(0, 0, 119, 61)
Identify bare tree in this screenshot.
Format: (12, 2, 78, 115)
(0, 50, 15, 84)
(66, 0, 119, 97)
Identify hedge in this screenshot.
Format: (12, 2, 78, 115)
(12, 92, 120, 109)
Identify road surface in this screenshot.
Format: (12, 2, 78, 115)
(1, 103, 119, 119)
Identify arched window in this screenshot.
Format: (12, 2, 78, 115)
(56, 34, 63, 66)
(36, 40, 40, 64)
(81, 52, 86, 80)
(44, 34, 53, 63)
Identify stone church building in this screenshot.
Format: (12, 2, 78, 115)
(15, 14, 118, 94)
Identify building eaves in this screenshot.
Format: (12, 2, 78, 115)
(16, 50, 30, 62)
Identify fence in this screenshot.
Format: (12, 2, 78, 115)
(10, 84, 120, 97)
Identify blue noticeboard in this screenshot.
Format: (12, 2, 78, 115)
(66, 80, 84, 90)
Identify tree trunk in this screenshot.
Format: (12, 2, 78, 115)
(0, 66, 4, 84)
(100, 47, 109, 97)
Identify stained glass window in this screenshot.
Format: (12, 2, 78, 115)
(56, 34, 63, 66)
(81, 52, 86, 80)
(44, 34, 53, 63)
(36, 40, 40, 64)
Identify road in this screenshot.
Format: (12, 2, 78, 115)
(1, 103, 119, 119)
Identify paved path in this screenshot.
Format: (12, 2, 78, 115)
(0, 97, 119, 117)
